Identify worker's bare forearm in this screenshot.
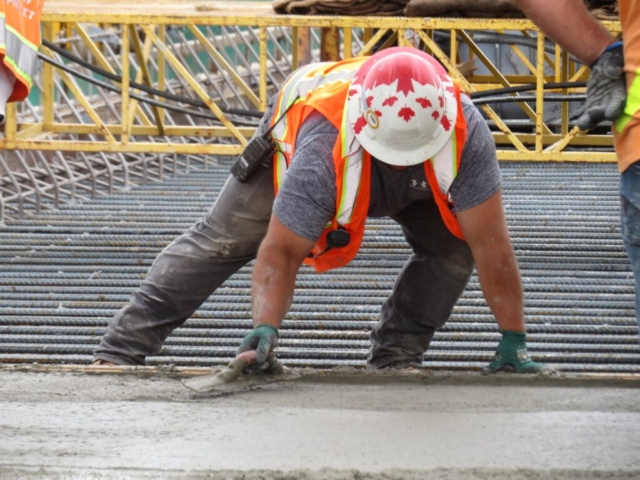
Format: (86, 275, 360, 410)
(251, 215, 315, 330)
(251, 243, 301, 330)
(515, 0, 615, 65)
(474, 244, 525, 332)
(457, 191, 525, 332)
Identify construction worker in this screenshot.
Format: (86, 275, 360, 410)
(515, 0, 639, 334)
(0, 0, 44, 124)
(94, 47, 547, 373)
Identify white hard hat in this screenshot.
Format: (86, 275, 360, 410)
(346, 47, 457, 166)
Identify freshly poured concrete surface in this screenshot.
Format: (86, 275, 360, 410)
(1, 370, 640, 479)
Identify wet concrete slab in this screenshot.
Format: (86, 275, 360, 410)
(1, 370, 639, 479)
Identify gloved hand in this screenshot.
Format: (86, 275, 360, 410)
(237, 324, 279, 366)
(576, 41, 626, 131)
(482, 330, 551, 374)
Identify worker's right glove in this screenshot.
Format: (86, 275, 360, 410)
(237, 324, 279, 366)
(576, 41, 626, 130)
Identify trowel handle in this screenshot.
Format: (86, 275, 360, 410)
(227, 350, 258, 374)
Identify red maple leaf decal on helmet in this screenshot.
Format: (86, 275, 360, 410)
(398, 107, 415, 122)
(441, 115, 451, 131)
(416, 97, 432, 109)
(396, 77, 417, 97)
(348, 88, 358, 97)
(438, 96, 444, 108)
(382, 96, 398, 107)
(353, 115, 368, 134)
(366, 96, 374, 108)
(360, 60, 440, 97)
(375, 110, 382, 117)
(431, 110, 440, 120)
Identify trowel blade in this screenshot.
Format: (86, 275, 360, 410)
(181, 352, 299, 395)
(182, 352, 252, 393)
(183, 371, 300, 396)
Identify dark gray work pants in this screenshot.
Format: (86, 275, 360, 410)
(368, 202, 475, 368)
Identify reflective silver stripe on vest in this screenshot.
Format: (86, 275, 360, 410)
(336, 98, 364, 226)
(0, 17, 39, 86)
(274, 149, 288, 190)
(431, 135, 457, 200)
(431, 77, 459, 200)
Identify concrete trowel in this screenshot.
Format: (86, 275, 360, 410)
(181, 350, 299, 395)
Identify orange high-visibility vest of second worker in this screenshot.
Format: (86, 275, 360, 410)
(270, 57, 468, 273)
(0, 0, 44, 103)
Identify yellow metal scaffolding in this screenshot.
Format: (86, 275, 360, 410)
(2, 0, 623, 162)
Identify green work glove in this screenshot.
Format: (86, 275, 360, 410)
(237, 324, 279, 365)
(482, 331, 549, 374)
(576, 42, 626, 130)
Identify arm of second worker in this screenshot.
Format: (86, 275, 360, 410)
(515, 0, 616, 65)
(251, 214, 316, 329)
(457, 190, 525, 333)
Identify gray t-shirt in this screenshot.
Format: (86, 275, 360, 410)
(273, 96, 501, 241)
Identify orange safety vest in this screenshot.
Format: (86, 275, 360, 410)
(0, 0, 44, 102)
(271, 58, 467, 273)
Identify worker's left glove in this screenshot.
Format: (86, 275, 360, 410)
(576, 41, 626, 130)
(482, 331, 551, 375)
(237, 324, 279, 366)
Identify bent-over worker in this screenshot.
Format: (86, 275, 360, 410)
(94, 47, 547, 373)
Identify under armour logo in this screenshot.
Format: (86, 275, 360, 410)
(411, 179, 428, 190)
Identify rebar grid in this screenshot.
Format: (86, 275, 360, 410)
(1, 161, 638, 371)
